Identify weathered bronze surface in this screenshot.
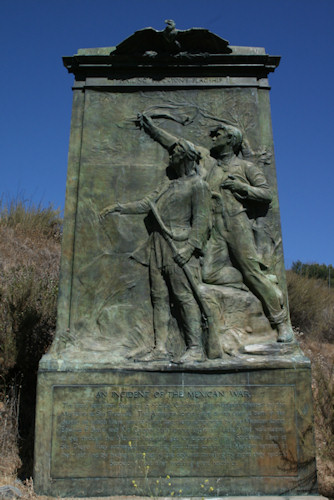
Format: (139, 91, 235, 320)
(50, 71, 294, 359)
(35, 366, 316, 496)
(34, 21, 317, 497)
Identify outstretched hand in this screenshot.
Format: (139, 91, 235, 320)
(99, 203, 122, 220)
(174, 244, 194, 267)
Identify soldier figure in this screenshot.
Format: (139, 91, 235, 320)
(100, 138, 211, 362)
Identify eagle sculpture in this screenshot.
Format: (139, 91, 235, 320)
(113, 20, 232, 56)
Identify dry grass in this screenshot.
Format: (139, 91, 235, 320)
(296, 334, 334, 499)
(0, 197, 61, 273)
(287, 269, 334, 498)
(0, 381, 21, 477)
(0, 196, 62, 240)
(0, 197, 61, 481)
(0, 197, 61, 372)
(287, 270, 334, 342)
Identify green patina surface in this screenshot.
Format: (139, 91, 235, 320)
(53, 84, 287, 359)
(34, 366, 317, 497)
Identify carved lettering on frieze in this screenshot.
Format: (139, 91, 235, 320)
(106, 76, 235, 87)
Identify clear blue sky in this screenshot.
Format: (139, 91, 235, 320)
(1, 0, 333, 268)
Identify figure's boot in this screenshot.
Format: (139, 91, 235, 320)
(179, 345, 206, 363)
(277, 321, 295, 343)
(179, 324, 206, 363)
(139, 335, 171, 361)
(136, 297, 171, 361)
(138, 348, 170, 361)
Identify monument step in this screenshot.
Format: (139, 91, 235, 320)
(43, 496, 329, 500)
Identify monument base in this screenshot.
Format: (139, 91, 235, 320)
(34, 355, 317, 497)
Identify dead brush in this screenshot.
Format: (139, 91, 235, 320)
(0, 197, 61, 375)
(287, 270, 334, 342)
(312, 357, 334, 461)
(0, 196, 62, 242)
(0, 197, 61, 480)
(288, 270, 334, 497)
(0, 379, 22, 479)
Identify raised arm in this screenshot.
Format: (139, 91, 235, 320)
(138, 113, 178, 151)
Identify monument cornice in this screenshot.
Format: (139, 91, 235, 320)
(63, 52, 281, 81)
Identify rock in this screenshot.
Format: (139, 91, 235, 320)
(0, 485, 23, 498)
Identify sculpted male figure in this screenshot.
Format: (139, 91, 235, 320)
(100, 138, 211, 362)
(139, 114, 294, 343)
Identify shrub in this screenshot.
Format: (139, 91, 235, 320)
(286, 270, 334, 342)
(0, 196, 62, 241)
(0, 197, 61, 378)
(313, 358, 334, 461)
(291, 260, 334, 284)
(288, 270, 334, 497)
(0, 266, 58, 375)
(0, 197, 61, 478)
(0, 380, 21, 478)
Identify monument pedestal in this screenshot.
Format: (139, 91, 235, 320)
(34, 355, 317, 497)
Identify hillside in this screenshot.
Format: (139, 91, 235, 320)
(287, 270, 334, 498)
(0, 200, 61, 479)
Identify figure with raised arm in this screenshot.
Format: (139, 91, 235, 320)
(138, 113, 294, 343)
(100, 138, 211, 362)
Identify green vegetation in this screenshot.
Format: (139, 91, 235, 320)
(291, 260, 334, 285)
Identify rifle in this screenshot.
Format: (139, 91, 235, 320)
(148, 200, 221, 359)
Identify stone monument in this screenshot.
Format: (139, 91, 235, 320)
(34, 22, 317, 497)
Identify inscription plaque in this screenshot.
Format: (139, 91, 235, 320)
(51, 383, 296, 479)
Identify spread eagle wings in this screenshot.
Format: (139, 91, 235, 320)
(113, 26, 231, 56)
